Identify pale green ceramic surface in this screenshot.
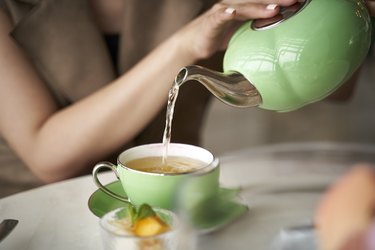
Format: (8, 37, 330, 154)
(224, 0, 371, 111)
(88, 181, 127, 217)
(93, 143, 220, 210)
(88, 181, 248, 232)
(117, 166, 220, 209)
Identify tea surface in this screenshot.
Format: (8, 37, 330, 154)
(126, 156, 206, 174)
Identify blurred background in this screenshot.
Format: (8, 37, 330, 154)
(202, 54, 375, 155)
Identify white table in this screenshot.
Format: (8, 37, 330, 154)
(1, 142, 375, 250)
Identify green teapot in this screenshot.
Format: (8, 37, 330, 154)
(176, 0, 372, 112)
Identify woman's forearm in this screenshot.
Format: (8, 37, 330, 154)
(29, 34, 197, 182)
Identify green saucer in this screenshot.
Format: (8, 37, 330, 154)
(88, 181, 248, 233)
(88, 181, 127, 217)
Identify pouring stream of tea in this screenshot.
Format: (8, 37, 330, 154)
(162, 78, 180, 163)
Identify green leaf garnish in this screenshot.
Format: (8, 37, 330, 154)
(136, 204, 156, 221)
(115, 203, 157, 225)
(115, 203, 136, 221)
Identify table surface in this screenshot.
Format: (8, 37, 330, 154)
(2, 142, 375, 250)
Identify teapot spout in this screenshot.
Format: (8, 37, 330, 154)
(175, 65, 261, 108)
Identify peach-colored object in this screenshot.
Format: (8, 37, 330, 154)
(133, 216, 170, 237)
(315, 164, 375, 250)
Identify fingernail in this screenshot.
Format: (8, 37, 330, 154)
(225, 7, 236, 15)
(266, 4, 278, 10)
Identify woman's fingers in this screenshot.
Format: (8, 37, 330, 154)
(221, 0, 297, 6)
(179, 0, 298, 60)
(199, 2, 279, 52)
(227, 3, 280, 20)
(209, 0, 297, 21)
(195, 5, 238, 55)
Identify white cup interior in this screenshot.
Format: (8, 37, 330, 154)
(118, 143, 214, 168)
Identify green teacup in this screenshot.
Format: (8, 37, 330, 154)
(92, 143, 220, 210)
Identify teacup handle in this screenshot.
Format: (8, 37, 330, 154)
(92, 162, 130, 203)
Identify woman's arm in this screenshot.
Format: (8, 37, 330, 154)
(0, 1, 295, 182)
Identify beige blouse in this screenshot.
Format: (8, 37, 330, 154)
(0, 0, 222, 197)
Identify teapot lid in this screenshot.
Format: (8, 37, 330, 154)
(252, 0, 311, 30)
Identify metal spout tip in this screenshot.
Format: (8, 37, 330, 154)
(175, 67, 189, 86)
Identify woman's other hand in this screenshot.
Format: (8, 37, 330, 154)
(315, 164, 375, 250)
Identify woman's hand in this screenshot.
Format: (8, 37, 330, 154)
(366, 0, 375, 16)
(177, 0, 297, 61)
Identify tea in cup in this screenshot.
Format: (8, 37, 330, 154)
(92, 143, 220, 210)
